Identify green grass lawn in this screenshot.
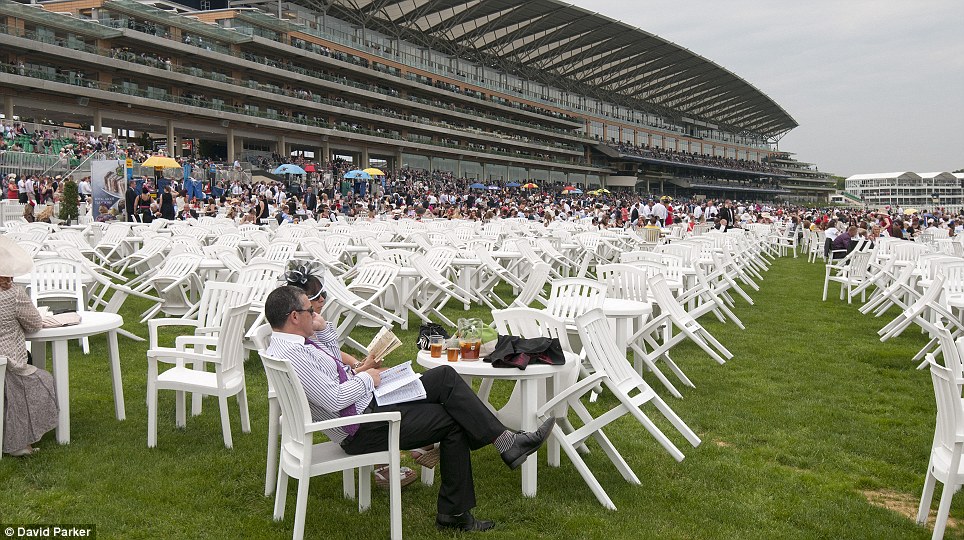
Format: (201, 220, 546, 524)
(0, 256, 956, 539)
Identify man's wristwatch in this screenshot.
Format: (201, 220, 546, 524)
(351, 360, 363, 371)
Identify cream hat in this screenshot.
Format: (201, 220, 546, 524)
(0, 235, 33, 277)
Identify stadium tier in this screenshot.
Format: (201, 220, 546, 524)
(0, 0, 831, 201)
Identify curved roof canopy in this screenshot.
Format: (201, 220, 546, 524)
(289, 0, 797, 137)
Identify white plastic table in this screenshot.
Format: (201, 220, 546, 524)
(24, 312, 126, 444)
(416, 350, 572, 498)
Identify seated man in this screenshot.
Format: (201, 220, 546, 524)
(263, 285, 554, 532)
(830, 225, 858, 259)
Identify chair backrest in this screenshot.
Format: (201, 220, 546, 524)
(155, 253, 203, 279)
(575, 308, 641, 391)
(262, 241, 299, 263)
(347, 261, 399, 298)
(196, 282, 249, 328)
(492, 307, 573, 353)
(30, 257, 85, 311)
(260, 352, 313, 449)
(928, 359, 964, 457)
(620, 250, 662, 264)
(512, 262, 551, 307)
(249, 323, 273, 351)
(424, 246, 458, 274)
(597, 264, 650, 302)
(940, 261, 964, 297)
(655, 243, 698, 267)
(546, 278, 606, 321)
(215, 303, 252, 383)
(374, 249, 413, 267)
(647, 274, 692, 324)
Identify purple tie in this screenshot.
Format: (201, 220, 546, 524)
(305, 338, 359, 437)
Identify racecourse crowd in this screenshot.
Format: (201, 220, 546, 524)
(6, 161, 961, 245)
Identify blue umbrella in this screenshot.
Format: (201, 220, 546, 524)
(487, 185, 501, 190)
(344, 169, 372, 180)
(567, 188, 583, 194)
(273, 164, 306, 175)
(469, 182, 486, 189)
(506, 182, 521, 187)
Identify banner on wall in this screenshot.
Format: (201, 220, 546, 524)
(91, 159, 123, 212)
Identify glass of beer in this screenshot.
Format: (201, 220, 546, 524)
(446, 347, 459, 362)
(429, 335, 444, 358)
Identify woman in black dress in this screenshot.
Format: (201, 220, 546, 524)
(137, 187, 153, 223)
(160, 186, 175, 220)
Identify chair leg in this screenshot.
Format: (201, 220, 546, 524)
(273, 468, 289, 521)
(917, 467, 937, 525)
(238, 387, 251, 433)
(343, 469, 356, 500)
(559, 430, 618, 511)
(933, 482, 956, 540)
(175, 391, 186, 428)
(358, 465, 372, 511)
(265, 399, 280, 497)
(147, 381, 158, 448)
(218, 396, 233, 449)
(292, 475, 310, 540)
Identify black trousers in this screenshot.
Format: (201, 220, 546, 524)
(341, 365, 506, 515)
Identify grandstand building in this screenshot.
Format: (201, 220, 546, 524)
(0, 0, 823, 200)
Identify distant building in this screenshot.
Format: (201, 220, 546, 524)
(845, 171, 963, 211)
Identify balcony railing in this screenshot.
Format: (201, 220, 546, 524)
(0, 60, 599, 170)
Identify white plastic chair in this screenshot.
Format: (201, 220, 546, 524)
(533, 308, 701, 510)
(146, 302, 252, 448)
(408, 254, 476, 327)
(260, 352, 402, 540)
(823, 250, 873, 303)
(628, 274, 733, 396)
(134, 253, 203, 321)
(917, 359, 964, 539)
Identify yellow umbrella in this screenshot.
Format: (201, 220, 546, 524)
(363, 167, 386, 176)
(903, 208, 918, 215)
(521, 182, 539, 189)
(595, 188, 611, 194)
(141, 155, 181, 168)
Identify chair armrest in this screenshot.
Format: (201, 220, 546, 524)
(148, 347, 220, 364)
(304, 411, 402, 434)
(148, 318, 200, 349)
(195, 326, 220, 336)
(175, 335, 219, 350)
(536, 373, 608, 417)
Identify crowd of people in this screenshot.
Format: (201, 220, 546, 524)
(7, 157, 964, 242)
(608, 141, 780, 174)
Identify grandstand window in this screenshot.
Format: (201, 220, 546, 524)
(589, 122, 603, 140)
(621, 128, 633, 143)
(665, 137, 675, 150)
(652, 135, 662, 149)
(606, 125, 618, 142)
(692, 142, 702, 154)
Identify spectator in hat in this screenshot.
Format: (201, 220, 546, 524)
(0, 236, 59, 456)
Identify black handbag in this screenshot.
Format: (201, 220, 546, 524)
(417, 322, 450, 350)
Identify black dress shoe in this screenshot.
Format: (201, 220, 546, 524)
(436, 511, 496, 532)
(500, 416, 556, 470)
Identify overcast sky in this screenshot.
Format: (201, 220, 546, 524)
(566, 0, 964, 177)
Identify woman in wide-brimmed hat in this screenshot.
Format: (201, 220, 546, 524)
(0, 236, 58, 456)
